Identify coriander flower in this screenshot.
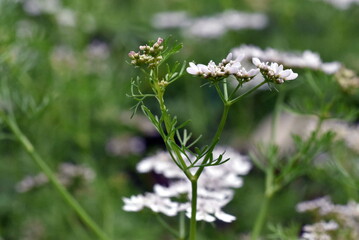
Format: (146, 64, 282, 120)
(187, 53, 259, 82)
(301, 221, 338, 240)
(252, 57, 298, 84)
(232, 45, 341, 74)
(123, 147, 251, 222)
(128, 38, 164, 67)
(123, 193, 180, 216)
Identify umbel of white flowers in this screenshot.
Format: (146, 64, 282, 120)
(186, 53, 298, 84)
(123, 147, 252, 223)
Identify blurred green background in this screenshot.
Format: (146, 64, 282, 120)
(0, 0, 359, 239)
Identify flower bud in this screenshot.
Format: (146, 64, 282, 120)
(128, 51, 136, 59)
(156, 37, 163, 45)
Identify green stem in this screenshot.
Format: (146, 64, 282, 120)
(195, 103, 230, 178)
(155, 213, 180, 238)
(251, 193, 272, 240)
(189, 179, 198, 240)
(223, 79, 229, 101)
(251, 165, 276, 240)
(3, 116, 110, 240)
(270, 90, 285, 145)
(179, 211, 186, 240)
(228, 81, 266, 105)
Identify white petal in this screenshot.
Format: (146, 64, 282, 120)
(252, 57, 261, 66)
(189, 62, 197, 68)
(187, 67, 199, 75)
(235, 53, 245, 62)
(279, 69, 292, 78)
(215, 211, 236, 222)
(247, 68, 260, 77)
(136, 160, 153, 173)
(225, 52, 233, 62)
(285, 72, 298, 80)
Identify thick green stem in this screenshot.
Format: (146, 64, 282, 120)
(3, 117, 110, 240)
(189, 179, 198, 240)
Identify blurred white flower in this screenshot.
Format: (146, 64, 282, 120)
(106, 135, 145, 157)
(297, 196, 359, 238)
(317, 0, 359, 10)
(186, 197, 236, 222)
(16, 173, 48, 193)
(123, 147, 251, 222)
(152, 11, 191, 29)
(185, 17, 227, 39)
(15, 163, 95, 193)
(301, 221, 338, 240)
(55, 8, 76, 27)
(123, 193, 180, 216)
(152, 10, 268, 39)
(86, 41, 110, 60)
(22, 0, 60, 15)
(252, 112, 359, 155)
(232, 45, 341, 74)
(296, 196, 334, 215)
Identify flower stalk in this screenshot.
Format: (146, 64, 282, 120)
(127, 38, 298, 240)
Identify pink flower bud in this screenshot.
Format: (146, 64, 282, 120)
(156, 37, 163, 45)
(128, 51, 136, 58)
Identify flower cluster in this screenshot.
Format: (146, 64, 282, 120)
(187, 53, 260, 82)
(128, 38, 164, 68)
(301, 221, 338, 240)
(334, 67, 359, 93)
(231, 45, 341, 74)
(16, 163, 95, 193)
(252, 58, 298, 84)
(123, 147, 251, 222)
(297, 196, 359, 239)
(152, 10, 268, 39)
(187, 52, 298, 84)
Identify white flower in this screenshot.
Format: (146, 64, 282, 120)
(252, 58, 298, 83)
(123, 147, 251, 222)
(186, 62, 202, 75)
(301, 221, 338, 240)
(188, 53, 259, 81)
(296, 196, 334, 215)
(232, 45, 341, 74)
(123, 193, 180, 216)
(136, 151, 186, 179)
(186, 197, 236, 222)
